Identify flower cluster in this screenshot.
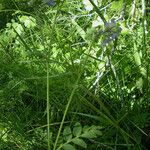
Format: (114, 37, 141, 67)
(100, 19, 122, 46)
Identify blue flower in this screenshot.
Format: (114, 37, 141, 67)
(46, 0, 56, 6)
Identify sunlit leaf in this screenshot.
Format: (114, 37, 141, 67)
(19, 16, 36, 28)
(136, 77, 143, 90)
(110, 0, 123, 12)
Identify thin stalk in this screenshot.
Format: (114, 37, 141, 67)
(47, 62, 50, 150)
(88, 0, 107, 24)
(53, 75, 80, 150)
(43, 5, 61, 150)
(141, 0, 149, 96)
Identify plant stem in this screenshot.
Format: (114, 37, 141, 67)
(47, 62, 50, 150)
(53, 75, 80, 150)
(88, 0, 107, 24)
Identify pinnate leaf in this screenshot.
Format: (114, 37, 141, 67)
(63, 126, 72, 141)
(72, 138, 87, 148)
(83, 125, 90, 132)
(81, 130, 97, 139)
(81, 126, 102, 139)
(73, 122, 82, 136)
(62, 144, 76, 150)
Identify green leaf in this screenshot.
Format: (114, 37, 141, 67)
(95, 130, 102, 136)
(134, 51, 141, 66)
(140, 67, 147, 77)
(73, 122, 82, 136)
(134, 43, 141, 66)
(63, 126, 72, 142)
(92, 128, 102, 136)
(85, 27, 97, 42)
(110, 0, 123, 12)
(81, 125, 102, 139)
(136, 77, 143, 90)
(81, 130, 97, 139)
(72, 138, 87, 148)
(120, 23, 130, 35)
(62, 144, 76, 150)
(19, 16, 36, 28)
(83, 125, 90, 132)
(71, 19, 87, 43)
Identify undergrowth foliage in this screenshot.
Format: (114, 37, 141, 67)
(56, 122, 102, 150)
(0, 0, 150, 150)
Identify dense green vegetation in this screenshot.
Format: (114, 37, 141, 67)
(0, 0, 150, 149)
